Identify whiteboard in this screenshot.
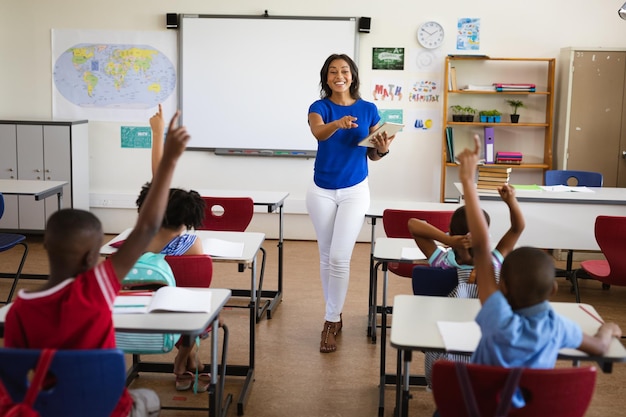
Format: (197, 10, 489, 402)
(179, 14, 358, 152)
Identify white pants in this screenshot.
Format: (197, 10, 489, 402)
(306, 179, 370, 322)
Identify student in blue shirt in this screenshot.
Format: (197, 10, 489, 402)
(306, 54, 395, 353)
(452, 134, 622, 408)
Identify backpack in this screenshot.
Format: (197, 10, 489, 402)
(115, 252, 179, 354)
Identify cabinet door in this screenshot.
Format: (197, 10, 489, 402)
(567, 51, 625, 186)
(16, 125, 46, 230)
(43, 125, 71, 218)
(0, 124, 18, 228)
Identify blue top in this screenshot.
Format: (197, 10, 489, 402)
(308, 98, 380, 189)
(472, 290, 583, 407)
(160, 234, 198, 256)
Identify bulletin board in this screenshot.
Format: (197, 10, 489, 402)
(179, 14, 358, 154)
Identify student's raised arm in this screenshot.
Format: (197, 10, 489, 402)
(408, 218, 469, 260)
(112, 110, 189, 281)
(458, 135, 498, 303)
(494, 184, 525, 257)
(149, 103, 165, 178)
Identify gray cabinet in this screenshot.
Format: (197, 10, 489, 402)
(555, 48, 626, 187)
(0, 120, 89, 231)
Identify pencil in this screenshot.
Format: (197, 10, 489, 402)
(579, 304, 605, 325)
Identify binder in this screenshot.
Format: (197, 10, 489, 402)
(484, 127, 495, 163)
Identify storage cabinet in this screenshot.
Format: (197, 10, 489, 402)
(441, 56, 556, 202)
(0, 120, 89, 232)
(554, 47, 626, 187)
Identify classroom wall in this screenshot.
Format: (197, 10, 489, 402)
(2, 0, 625, 240)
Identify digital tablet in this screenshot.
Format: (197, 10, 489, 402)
(358, 122, 404, 147)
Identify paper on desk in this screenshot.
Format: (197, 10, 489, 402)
(203, 238, 244, 257)
(437, 321, 481, 352)
(401, 247, 422, 260)
(540, 185, 593, 193)
(113, 295, 151, 314)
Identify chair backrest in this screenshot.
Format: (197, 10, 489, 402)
(432, 361, 597, 417)
(0, 348, 126, 417)
(412, 265, 458, 296)
(0, 192, 4, 219)
(382, 209, 454, 278)
(593, 215, 626, 286)
(165, 254, 213, 288)
(199, 196, 254, 232)
(545, 170, 603, 187)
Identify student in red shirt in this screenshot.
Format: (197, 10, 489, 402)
(4, 111, 190, 417)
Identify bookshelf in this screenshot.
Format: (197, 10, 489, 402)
(441, 56, 556, 202)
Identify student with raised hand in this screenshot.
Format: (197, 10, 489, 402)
(4, 111, 190, 417)
(306, 53, 395, 353)
(409, 176, 524, 388)
(143, 104, 209, 391)
(454, 134, 622, 407)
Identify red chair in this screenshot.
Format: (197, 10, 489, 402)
(572, 215, 626, 303)
(165, 254, 213, 288)
(382, 209, 453, 278)
(199, 196, 267, 321)
(432, 361, 597, 417)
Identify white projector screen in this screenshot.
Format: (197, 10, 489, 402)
(179, 14, 358, 153)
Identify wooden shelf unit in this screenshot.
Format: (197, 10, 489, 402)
(441, 56, 556, 202)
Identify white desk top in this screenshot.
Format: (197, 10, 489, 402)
(454, 182, 626, 205)
(0, 288, 231, 336)
(0, 179, 68, 199)
(373, 237, 426, 263)
(390, 294, 626, 362)
(100, 229, 265, 264)
(366, 201, 462, 219)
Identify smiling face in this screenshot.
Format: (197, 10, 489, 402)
(326, 59, 353, 96)
(319, 54, 361, 100)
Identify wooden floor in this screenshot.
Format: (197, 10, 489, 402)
(1, 235, 626, 417)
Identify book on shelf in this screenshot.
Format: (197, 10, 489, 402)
(478, 176, 511, 182)
(445, 127, 455, 163)
(461, 84, 495, 92)
(476, 182, 506, 190)
(494, 83, 536, 88)
(449, 66, 458, 91)
(113, 286, 212, 314)
(478, 166, 512, 174)
(496, 151, 522, 158)
(496, 159, 522, 165)
(496, 87, 535, 92)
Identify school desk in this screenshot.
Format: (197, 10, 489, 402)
(0, 288, 232, 417)
(0, 179, 68, 209)
(102, 229, 265, 416)
(371, 236, 427, 416)
(389, 294, 626, 417)
(197, 189, 289, 320)
(454, 183, 626, 250)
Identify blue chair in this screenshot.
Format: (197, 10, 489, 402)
(0, 192, 29, 304)
(545, 170, 603, 188)
(544, 170, 603, 284)
(0, 349, 127, 417)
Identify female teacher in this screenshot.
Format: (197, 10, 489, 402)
(306, 53, 394, 353)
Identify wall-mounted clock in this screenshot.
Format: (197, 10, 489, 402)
(417, 21, 445, 49)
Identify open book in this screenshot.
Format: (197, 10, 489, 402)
(114, 287, 212, 314)
(358, 122, 404, 147)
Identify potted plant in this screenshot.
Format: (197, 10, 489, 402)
(492, 109, 502, 123)
(479, 110, 489, 123)
(462, 106, 477, 122)
(450, 105, 464, 122)
(506, 99, 525, 123)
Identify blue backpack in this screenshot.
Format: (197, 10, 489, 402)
(115, 252, 179, 354)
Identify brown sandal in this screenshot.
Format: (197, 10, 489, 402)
(320, 321, 340, 353)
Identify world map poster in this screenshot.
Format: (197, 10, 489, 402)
(52, 29, 177, 122)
